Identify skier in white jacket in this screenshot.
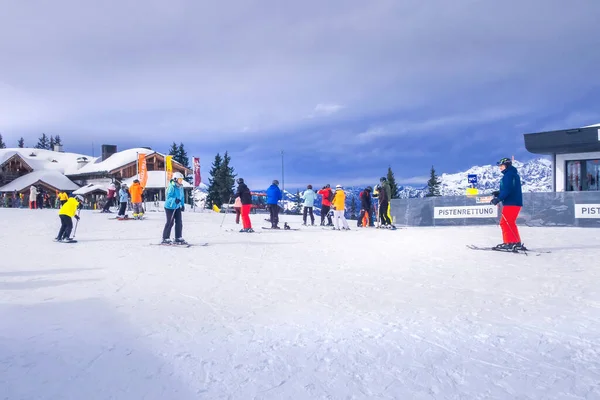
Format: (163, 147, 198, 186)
(29, 185, 38, 209)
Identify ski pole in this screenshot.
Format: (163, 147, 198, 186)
(219, 196, 233, 228)
(72, 209, 81, 239)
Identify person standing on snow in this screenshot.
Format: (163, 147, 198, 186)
(301, 184, 317, 226)
(491, 157, 525, 251)
(317, 184, 334, 226)
(58, 191, 69, 207)
(235, 178, 254, 232)
(162, 172, 187, 244)
(102, 182, 117, 213)
(331, 184, 350, 230)
(55, 195, 83, 242)
(117, 184, 130, 219)
(357, 186, 373, 227)
(266, 179, 283, 229)
(29, 185, 38, 209)
(130, 179, 145, 219)
(233, 196, 242, 224)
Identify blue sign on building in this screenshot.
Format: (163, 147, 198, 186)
(468, 174, 478, 184)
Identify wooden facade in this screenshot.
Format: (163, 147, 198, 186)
(0, 154, 34, 186)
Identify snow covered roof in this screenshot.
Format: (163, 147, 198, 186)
(72, 184, 108, 196)
(122, 171, 193, 189)
(0, 148, 98, 175)
(0, 170, 80, 192)
(583, 123, 600, 128)
(71, 148, 155, 176)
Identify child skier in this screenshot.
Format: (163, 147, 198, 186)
(332, 185, 350, 230)
(130, 179, 145, 219)
(235, 178, 254, 232)
(491, 157, 525, 251)
(117, 184, 130, 219)
(358, 186, 373, 227)
(301, 184, 317, 225)
(55, 195, 83, 242)
(234, 196, 242, 224)
(162, 172, 187, 244)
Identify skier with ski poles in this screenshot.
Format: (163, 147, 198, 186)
(266, 180, 283, 229)
(55, 195, 84, 242)
(161, 172, 187, 245)
(490, 157, 525, 251)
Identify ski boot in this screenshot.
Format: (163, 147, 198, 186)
(247, 228, 255, 233)
(493, 243, 518, 252)
(161, 238, 172, 245)
(174, 238, 188, 245)
(239, 228, 248, 233)
(284, 222, 291, 230)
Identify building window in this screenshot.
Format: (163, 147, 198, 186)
(566, 159, 600, 191)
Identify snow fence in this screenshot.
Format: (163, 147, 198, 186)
(390, 192, 600, 227)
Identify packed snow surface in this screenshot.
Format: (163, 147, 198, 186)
(1, 209, 599, 399)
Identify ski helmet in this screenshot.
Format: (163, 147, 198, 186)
(380, 176, 387, 182)
(272, 179, 279, 185)
(172, 172, 184, 180)
(237, 178, 244, 184)
(325, 184, 330, 188)
(366, 186, 373, 192)
(133, 179, 140, 183)
(336, 184, 342, 189)
(307, 184, 312, 189)
(75, 195, 84, 202)
(497, 157, 512, 167)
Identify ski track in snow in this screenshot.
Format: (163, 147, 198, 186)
(1, 209, 600, 399)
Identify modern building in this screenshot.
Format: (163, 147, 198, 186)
(524, 122, 600, 192)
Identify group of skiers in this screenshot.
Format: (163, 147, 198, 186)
(48, 156, 525, 249)
(101, 180, 146, 220)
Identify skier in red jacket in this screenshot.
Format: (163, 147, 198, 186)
(317, 184, 334, 226)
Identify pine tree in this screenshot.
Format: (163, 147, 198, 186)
(36, 133, 50, 149)
(0, 133, 5, 149)
(168, 142, 179, 159)
(17, 137, 24, 148)
(426, 165, 441, 197)
(177, 143, 190, 168)
(217, 151, 236, 205)
(386, 166, 400, 199)
(54, 135, 63, 147)
(206, 153, 223, 208)
(293, 189, 302, 214)
(49, 135, 55, 150)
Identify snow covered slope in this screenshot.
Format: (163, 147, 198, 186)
(1, 209, 599, 399)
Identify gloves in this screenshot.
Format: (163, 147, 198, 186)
(175, 199, 181, 204)
(490, 197, 500, 205)
(74, 215, 80, 220)
(492, 191, 500, 197)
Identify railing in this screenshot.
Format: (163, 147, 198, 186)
(390, 192, 600, 227)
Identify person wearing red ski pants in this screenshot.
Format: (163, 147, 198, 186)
(500, 205, 521, 244)
(241, 204, 252, 230)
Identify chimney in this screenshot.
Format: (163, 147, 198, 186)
(101, 144, 117, 161)
(76, 156, 89, 170)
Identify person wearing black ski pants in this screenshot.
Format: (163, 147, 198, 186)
(57, 215, 73, 240)
(377, 186, 392, 226)
(163, 208, 183, 240)
(268, 204, 279, 228)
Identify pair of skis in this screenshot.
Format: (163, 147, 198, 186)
(466, 245, 551, 256)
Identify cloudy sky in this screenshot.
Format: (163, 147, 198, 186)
(1, 0, 600, 189)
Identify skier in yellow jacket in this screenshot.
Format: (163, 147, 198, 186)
(331, 185, 350, 230)
(55, 195, 83, 242)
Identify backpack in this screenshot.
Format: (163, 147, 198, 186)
(328, 190, 334, 202)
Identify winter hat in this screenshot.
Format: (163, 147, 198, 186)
(307, 184, 312, 189)
(366, 186, 373, 192)
(237, 178, 244, 184)
(380, 177, 387, 182)
(272, 179, 279, 185)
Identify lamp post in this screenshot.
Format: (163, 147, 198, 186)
(281, 150, 285, 194)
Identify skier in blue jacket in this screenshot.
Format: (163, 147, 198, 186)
(301, 184, 317, 225)
(491, 157, 524, 251)
(162, 172, 187, 244)
(266, 180, 283, 229)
